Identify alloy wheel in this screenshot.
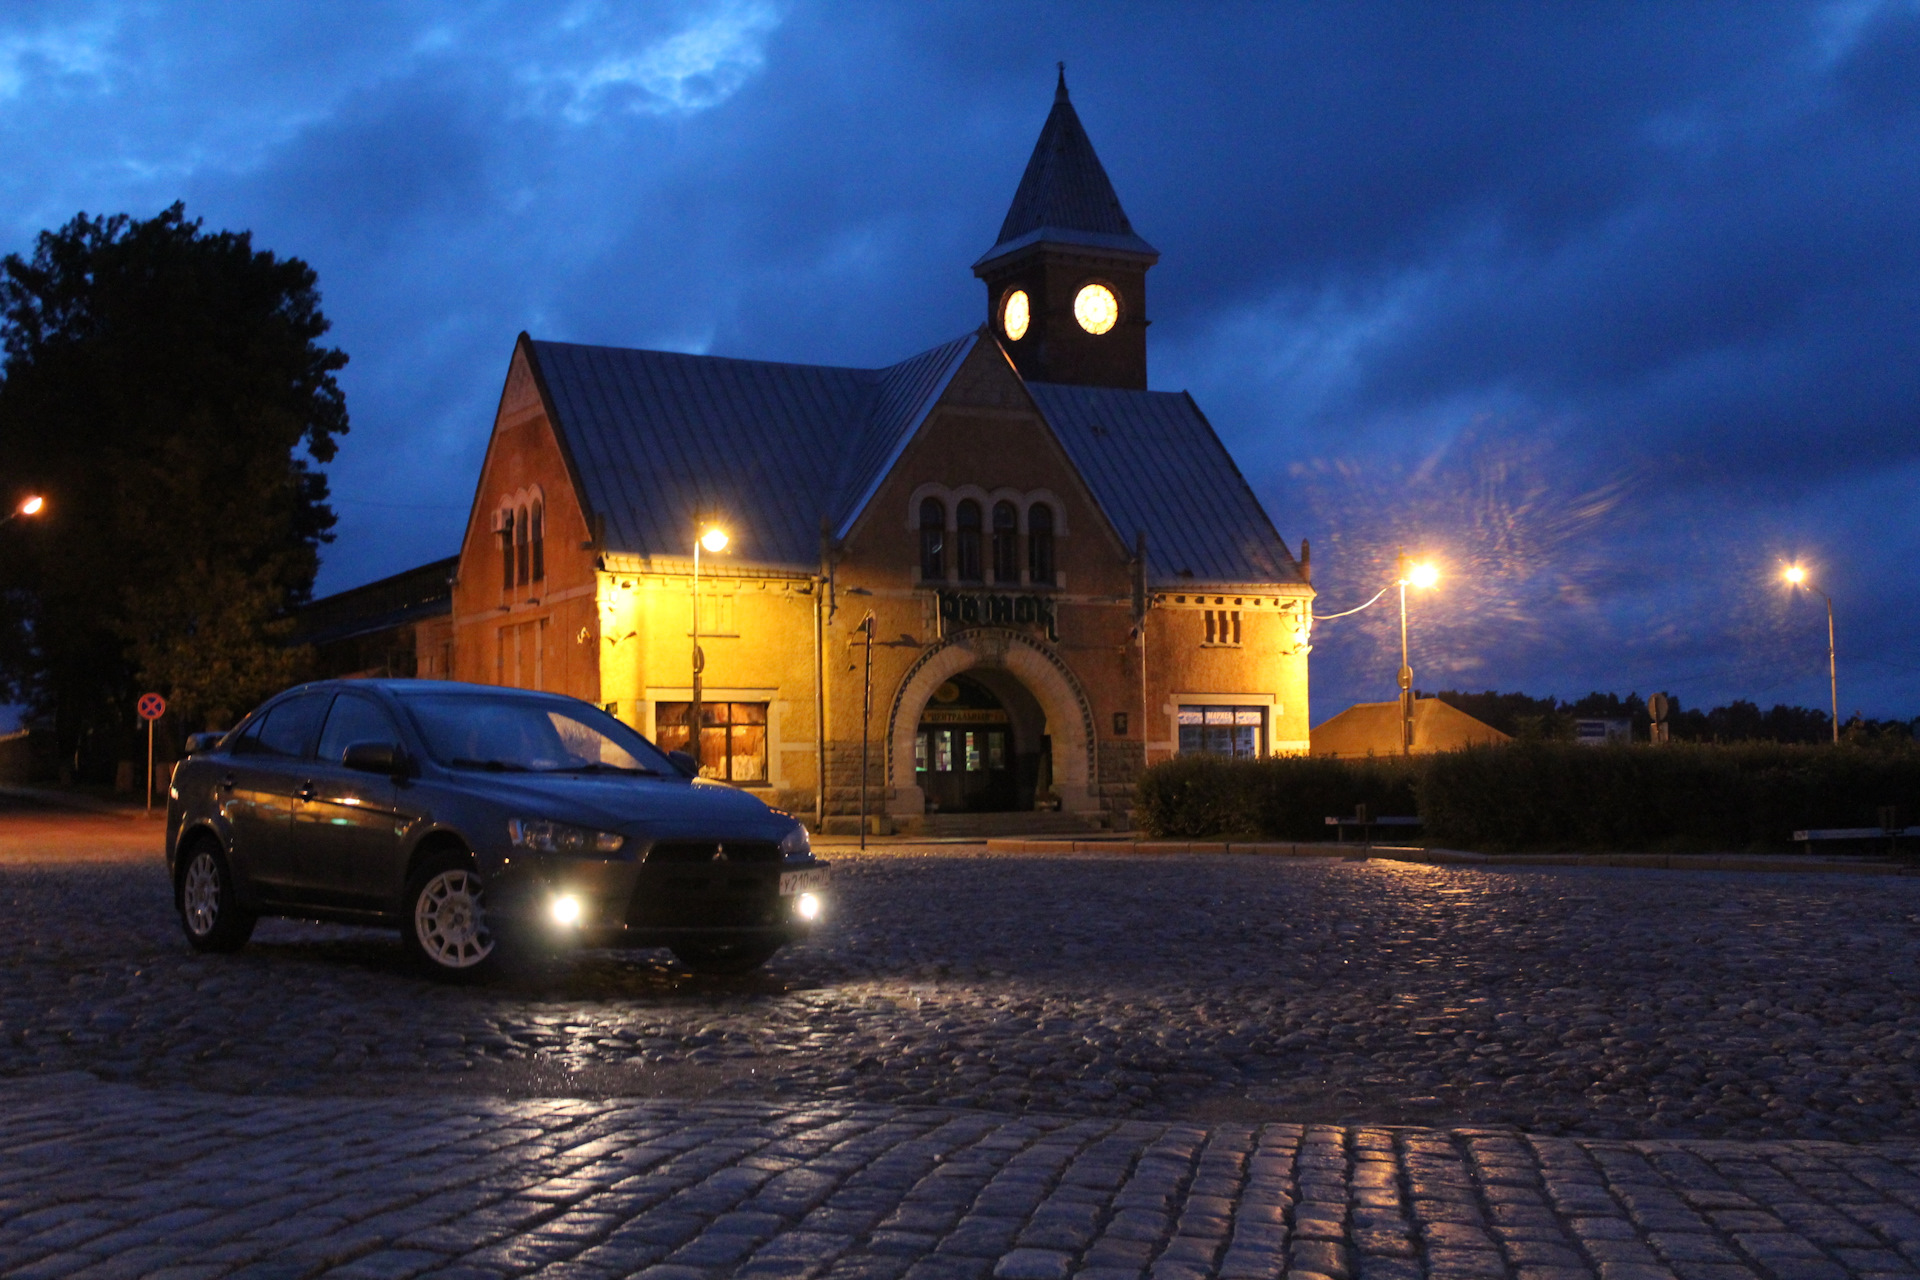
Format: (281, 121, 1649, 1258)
(413, 869, 495, 969)
(182, 851, 221, 937)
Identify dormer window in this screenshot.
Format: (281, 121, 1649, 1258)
(956, 500, 983, 582)
(919, 498, 945, 580)
(1028, 502, 1056, 585)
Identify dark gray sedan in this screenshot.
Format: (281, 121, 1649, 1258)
(165, 679, 828, 978)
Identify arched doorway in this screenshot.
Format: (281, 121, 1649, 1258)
(887, 628, 1099, 817)
(915, 673, 1045, 813)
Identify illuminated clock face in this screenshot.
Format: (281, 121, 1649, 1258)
(1001, 289, 1030, 341)
(1073, 283, 1118, 335)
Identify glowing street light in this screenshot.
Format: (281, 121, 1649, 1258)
(1396, 554, 1440, 755)
(0, 494, 46, 527)
(1782, 563, 1839, 744)
(690, 523, 730, 769)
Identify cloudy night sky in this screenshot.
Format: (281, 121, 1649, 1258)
(3, 1, 1916, 723)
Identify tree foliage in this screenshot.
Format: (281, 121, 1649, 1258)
(1426, 687, 1916, 746)
(0, 204, 346, 769)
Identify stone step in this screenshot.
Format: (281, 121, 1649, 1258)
(905, 811, 1120, 838)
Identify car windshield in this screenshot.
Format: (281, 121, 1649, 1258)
(396, 691, 674, 776)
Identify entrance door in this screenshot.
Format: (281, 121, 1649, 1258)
(915, 676, 1017, 812)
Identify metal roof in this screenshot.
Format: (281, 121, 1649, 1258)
(527, 333, 1302, 589)
(294, 557, 456, 647)
(1027, 382, 1305, 588)
(975, 69, 1158, 271)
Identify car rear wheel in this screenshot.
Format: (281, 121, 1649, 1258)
(177, 840, 256, 953)
(671, 940, 782, 975)
(404, 852, 501, 980)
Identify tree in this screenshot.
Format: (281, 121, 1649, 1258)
(0, 204, 345, 774)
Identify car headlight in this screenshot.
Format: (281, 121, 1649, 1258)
(507, 818, 625, 855)
(778, 824, 811, 860)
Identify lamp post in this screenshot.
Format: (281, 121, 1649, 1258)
(1396, 553, 1439, 755)
(690, 524, 729, 772)
(0, 494, 46, 528)
(1784, 564, 1839, 744)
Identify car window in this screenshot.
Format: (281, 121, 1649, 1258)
(234, 692, 330, 760)
(315, 694, 403, 767)
(396, 691, 672, 775)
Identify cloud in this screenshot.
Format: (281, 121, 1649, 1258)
(0, 16, 114, 101)
(523, 1, 783, 123)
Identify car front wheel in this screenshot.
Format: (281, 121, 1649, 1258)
(404, 853, 501, 980)
(177, 840, 256, 953)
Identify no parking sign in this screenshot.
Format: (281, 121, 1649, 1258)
(137, 692, 166, 721)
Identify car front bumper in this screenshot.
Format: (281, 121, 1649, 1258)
(488, 856, 831, 949)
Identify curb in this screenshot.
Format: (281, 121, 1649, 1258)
(980, 837, 1920, 876)
(0, 785, 159, 820)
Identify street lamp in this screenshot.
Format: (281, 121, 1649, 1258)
(1783, 563, 1839, 744)
(1396, 554, 1440, 755)
(0, 494, 46, 527)
(690, 524, 729, 772)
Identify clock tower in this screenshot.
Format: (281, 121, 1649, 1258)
(974, 67, 1159, 390)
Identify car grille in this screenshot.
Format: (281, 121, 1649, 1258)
(644, 840, 781, 864)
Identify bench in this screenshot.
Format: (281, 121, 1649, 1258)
(1793, 826, 1920, 854)
(1325, 814, 1422, 844)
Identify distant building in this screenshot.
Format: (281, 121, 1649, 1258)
(1310, 699, 1510, 758)
(293, 558, 456, 681)
(437, 72, 1313, 830)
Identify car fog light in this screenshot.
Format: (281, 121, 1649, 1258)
(551, 893, 582, 925)
(795, 892, 822, 921)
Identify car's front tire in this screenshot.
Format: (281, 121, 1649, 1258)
(177, 839, 256, 953)
(404, 851, 503, 981)
(671, 940, 782, 975)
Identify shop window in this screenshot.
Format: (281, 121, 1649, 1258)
(655, 701, 768, 784)
(919, 498, 945, 580)
(1203, 609, 1242, 646)
(1177, 705, 1266, 758)
(992, 501, 1019, 583)
(1028, 502, 1056, 585)
(956, 500, 983, 581)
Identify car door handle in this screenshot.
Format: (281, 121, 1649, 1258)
(296, 781, 315, 801)
(219, 774, 235, 792)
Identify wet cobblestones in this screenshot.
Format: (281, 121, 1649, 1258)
(5, 847, 1920, 1139)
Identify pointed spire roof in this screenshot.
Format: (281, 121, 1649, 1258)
(974, 65, 1159, 271)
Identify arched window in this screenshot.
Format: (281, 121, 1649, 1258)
(515, 506, 530, 586)
(1028, 502, 1055, 585)
(955, 500, 983, 581)
(530, 500, 545, 583)
(992, 501, 1018, 583)
(919, 498, 945, 580)
(499, 509, 515, 590)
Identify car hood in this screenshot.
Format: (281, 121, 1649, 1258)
(431, 770, 789, 837)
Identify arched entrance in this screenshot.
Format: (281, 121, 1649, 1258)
(887, 628, 1099, 817)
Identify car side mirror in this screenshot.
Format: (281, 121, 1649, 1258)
(342, 741, 409, 776)
(184, 732, 226, 756)
(666, 749, 699, 779)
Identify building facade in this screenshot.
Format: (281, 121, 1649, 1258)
(447, 74, 1313, 831)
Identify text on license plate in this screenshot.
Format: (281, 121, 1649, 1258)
(779, 869, 829, 896)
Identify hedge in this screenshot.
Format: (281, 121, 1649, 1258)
(1134, 742, 1920, 852)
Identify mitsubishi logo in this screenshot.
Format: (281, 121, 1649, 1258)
(714, 844, 729, 863)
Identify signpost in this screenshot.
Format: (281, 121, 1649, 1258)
(137, 693, 166, 813)
(1647, 692, 1671, 745)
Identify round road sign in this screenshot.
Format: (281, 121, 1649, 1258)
(1647, 692, 1670, 723)
(137, 692, 167, 721)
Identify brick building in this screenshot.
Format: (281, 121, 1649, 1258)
(447, 73, 1313, 832)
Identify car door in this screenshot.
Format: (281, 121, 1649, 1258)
(220, 691, 331, 898)
(291, 691, 411, 910)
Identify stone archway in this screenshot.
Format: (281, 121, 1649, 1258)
(887, 628, 1099, 816)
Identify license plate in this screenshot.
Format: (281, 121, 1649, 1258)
(779, 868, 829, 895)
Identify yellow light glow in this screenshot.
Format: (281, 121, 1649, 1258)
(1073, 283, 1118, 335)
(699, 527, 729, 553)
(18, 496, 43, 516)
(1407, 562, 1440, 589)
(550, 894, 582, 925)
(1002, 290, 1030, 341)
(796, 891, 822, 921)
(1785, 565, 1807, 585)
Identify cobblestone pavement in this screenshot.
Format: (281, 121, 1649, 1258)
(10, 1073, 1920, 1280)
(7, 840, 1920, 1140)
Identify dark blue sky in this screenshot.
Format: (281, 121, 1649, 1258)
(4, 1, 1916, 722)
